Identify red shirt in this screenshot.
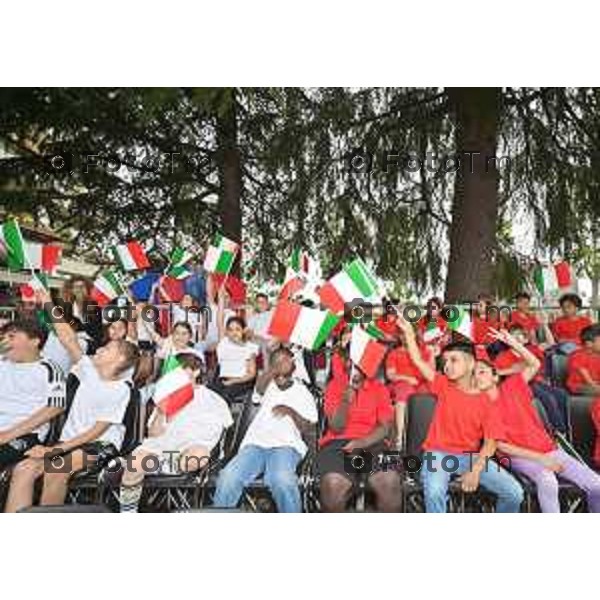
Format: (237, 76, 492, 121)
(591, 398, 600, 468)
(566, 349, 600, 393)
(551, 315, 592, 344)
(509, 310, 541, 336)
(492, 374, 556, 454)
(320, 378, 394, 447)
(493, 344, 545, 382)
(330, 352, 350, 384)
(472, 315, 501, 345)
(423, 373, 506, 454)
(385, 345, 431, 385)
(375, 314, 398, 335)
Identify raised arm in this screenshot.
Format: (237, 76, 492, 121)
(396, 313, 436, 383)
(39, 289, 83, 363)
(489, 328, 540, 383)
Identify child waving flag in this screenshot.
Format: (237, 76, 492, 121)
(203, 234, 239, 276)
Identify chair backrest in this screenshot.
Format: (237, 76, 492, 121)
(568, 395, 596, 463)
(404, 393, 437, 457)
(44, 371, 79, 445)
(532, 396, 553, 434)
(549, 353, 569, 387)
(224, 399, 260, 458)
(120, 382, 141, 454)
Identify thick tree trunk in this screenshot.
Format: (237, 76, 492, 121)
(444, 88, 501, 303)
(216, 91, 242, 276)
(592, 277, 599, 315)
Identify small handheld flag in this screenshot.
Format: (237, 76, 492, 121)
(154, 354, 195, 418)
(203, 234, 239, 276)
(112, 241, 151, 272)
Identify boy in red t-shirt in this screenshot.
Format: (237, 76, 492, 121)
(550, 294, 593, 349)
(474, 328, 600, 513)
(565, 325, 600, 395)
(396, 315, 523, 513)
(317, 366, 401, 512)
(509, 292, 541, 339)
(495, 323, 569, 433)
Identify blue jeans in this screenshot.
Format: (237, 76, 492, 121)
(421, 450, 524, 513)
(531, 382, 569, 434)
(213, 445, 302, 513)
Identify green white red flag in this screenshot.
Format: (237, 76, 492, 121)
(112, 241, 151, 272)
(203, 234, 239, 275)
(318, 257, 381, 314)
(267, 300, 340, 350)
(447, 307, 473, 340)
(154, 354, 194, 418)
(349, 325, 387, 378)
(0, 219, 28, 270)
(90, 271, 125, 306)
(165, 246, 193, 280)
(533, 262, 574, 297)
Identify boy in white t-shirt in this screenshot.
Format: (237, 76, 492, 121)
(119, 352, 233, 512)
(0, 320, 65, 470)
(213, 347, 317, 512)
(4, 294, 140, 512)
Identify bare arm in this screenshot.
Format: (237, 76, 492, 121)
(0, 406, 63, 445)
(396, 314, 436, 383)
(39, 290, 82, 363)
(490, 328, 540, 383)
(328, 387, 354, 432)
(576, 367, 600, 393)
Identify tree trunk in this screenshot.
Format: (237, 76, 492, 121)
(444, 88, 501, 303)
(216, 91, 242, 276)
(592, 277, 599, 316)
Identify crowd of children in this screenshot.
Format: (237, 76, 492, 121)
(1, 272, 600, 513)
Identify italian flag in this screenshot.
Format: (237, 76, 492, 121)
(318, 257, 381, 314)
(290, 248, 320, 280)
(533, 262, 574, 296)
(267, 300, 340, 350)
(21, 273, 48, 302)
(112, 241, 151, 272)
(350, 325, 387, 378)
(423, 321, 443, 343)
(90, 271, 125, 306)
(447, 307, 473, 340)
(203, 234, 239, 275)
(165, 246, 193, 280)
(0, 219, 27, 270)
(25, 242, 62, 273)
(279, 267, 306, 300)
(154, 354, 194, 419)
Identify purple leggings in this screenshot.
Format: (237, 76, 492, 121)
(510, 448, 600, 512)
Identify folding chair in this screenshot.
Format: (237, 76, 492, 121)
(402, 393, 496, 513)
(66, 381, 141, 506)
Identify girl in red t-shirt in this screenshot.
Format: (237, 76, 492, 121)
(475, 328, 600, 513)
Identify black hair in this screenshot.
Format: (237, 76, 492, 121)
(559, 293, 583, 309)
(172, 321, 193, 336)
(581, 324, 600, 344)
(256, 293, 269, 301)
(442, 341, 476, 358)
(515, 292, 531, 301)
(226, 316, 246, 329)
(4, 319, 48, 348)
